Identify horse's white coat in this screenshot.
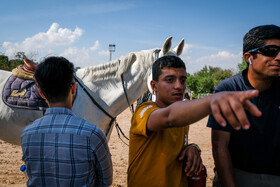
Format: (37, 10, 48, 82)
(0, 37, 184, 145)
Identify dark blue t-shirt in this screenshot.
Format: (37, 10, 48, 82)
(207, 68, 280, 176)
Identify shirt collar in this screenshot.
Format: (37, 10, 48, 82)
(44, 107, 75, 116)
(242, 68, 280, 91)
(242, 68, 255, 89)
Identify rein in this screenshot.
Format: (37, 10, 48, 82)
(153, 49, 161, 60)
(74, 75, 115, 136)
(121, 74, 134, 114)
(74, 74, 129, 143)
(120, 49, 160, 115)
(73, 49, 161, 144)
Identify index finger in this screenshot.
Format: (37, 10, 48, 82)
(227, 96, 250, 130)
(237, 90, 259, 103)
(243, 100, 262, 117)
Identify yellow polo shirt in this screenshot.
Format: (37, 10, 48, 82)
(128, 101, 189, 187)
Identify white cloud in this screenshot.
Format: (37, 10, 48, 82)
(23, 23, 83, 48)
(59, 42, 111, 68)
(180, 43, 193, 69)
(60, 47, 81, 56)
(59, 47, 91, 67)
(196, 51, 237, 62)
(98, 50, 109, 56)
(90, 40, 100, 51)
(182, 43, 193, 54)
(1, 23, 243, 74)
(1, 22, 110, 68)
(185, 51, 243, 74)
(2, 22, 83, 59)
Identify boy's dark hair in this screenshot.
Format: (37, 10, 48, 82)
(34, 56, 74, 103)
(152, 55, 186, 81)
(243, 24, 280, 54)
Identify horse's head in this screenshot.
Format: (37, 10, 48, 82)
(147, 36, 185, 93)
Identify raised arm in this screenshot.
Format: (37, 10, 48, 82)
(147, 90, 261, 132)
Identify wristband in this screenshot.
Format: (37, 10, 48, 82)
(188, 143, 201, 155)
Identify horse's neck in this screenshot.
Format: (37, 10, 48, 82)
(75, 50, 155, 117)
(76, 73, 147, 118)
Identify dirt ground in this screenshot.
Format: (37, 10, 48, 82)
(0, 108, 214, 187)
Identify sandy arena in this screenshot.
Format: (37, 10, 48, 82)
(0, 107, 214, 186)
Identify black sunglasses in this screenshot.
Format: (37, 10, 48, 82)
(247, 45, 280, 57)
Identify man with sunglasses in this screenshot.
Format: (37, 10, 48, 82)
(207, 25, 280, 186)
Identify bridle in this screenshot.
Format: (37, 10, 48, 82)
(74, 75, 116, 136)
(120, 49, 161, 114)
(73, 49, 161, 143)
(74, 74, 130, 145)
(74, 73, 131, 145)
(121, 74, 134, 114)
(153, 49, 161, 60)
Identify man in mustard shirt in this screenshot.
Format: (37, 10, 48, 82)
(128, 56, 262, 187)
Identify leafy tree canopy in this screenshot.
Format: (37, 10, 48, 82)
(237, 57, 248, 73)
(186, 65, 234, 95)
(0, 52, 26, 71)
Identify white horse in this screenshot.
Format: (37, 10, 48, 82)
(0, 37, 184, 145)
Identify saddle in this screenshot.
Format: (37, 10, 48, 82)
(12, 59, 37, 80)
(22, 59, 37, 74)
(2, 59, 48, 110)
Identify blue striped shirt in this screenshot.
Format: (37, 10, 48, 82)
(21, 107, 113, 187)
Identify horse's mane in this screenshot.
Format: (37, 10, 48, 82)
(82, 49, 158, 81)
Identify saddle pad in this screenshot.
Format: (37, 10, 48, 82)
(2, 75, 48, 110)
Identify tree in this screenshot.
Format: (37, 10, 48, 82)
(15, 52, 27, 60)
(186, 73, 198, 94)
(186, 65, 234, 96)
(195, 66, 215, 93)
(0, 52, 25, 71)
(212, 68, 234, 88)
(9, 59, 24, 69)
(0, 55, 10, 70)
(237, 57, 248, 73)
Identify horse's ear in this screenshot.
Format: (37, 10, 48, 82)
(128, 53, 137, 64)
(173, 39, 184, 56)
(161, 36, 173, 55)
(117, 53, 137, 76)
(121, 53, 136, 64)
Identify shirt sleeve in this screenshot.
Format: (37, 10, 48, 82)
(130, 102, 158, 137)
(91, 128, 113, 186)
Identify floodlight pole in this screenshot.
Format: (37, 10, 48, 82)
(109, 44, 116, 61)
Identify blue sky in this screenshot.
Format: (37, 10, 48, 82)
(0, 0, 279, 74)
